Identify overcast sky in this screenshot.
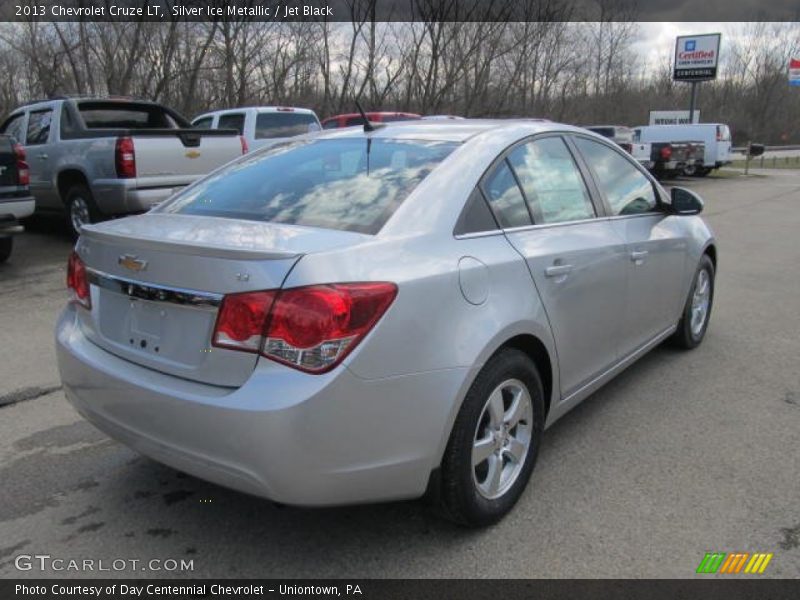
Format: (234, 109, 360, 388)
(636, 22, 740, 67)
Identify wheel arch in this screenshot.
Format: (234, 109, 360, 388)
(703, 242, 717, 271)
(57, 169, 90, 204)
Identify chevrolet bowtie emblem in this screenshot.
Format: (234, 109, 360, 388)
(118, 254, 148, 272)
(185, 150, 201, 159)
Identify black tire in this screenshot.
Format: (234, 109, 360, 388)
(683, 164, 698, 177)
(440, 348, 545, 527)
(64, 184, 100, 239)
(0, 236, 12, 263)
(671, 254, 715, 349)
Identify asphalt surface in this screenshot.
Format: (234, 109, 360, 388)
(1, 171, 798, 579)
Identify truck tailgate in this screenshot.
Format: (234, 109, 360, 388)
(132, 131, 242, 183)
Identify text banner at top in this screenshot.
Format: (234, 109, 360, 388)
(1, 0, 799, 22)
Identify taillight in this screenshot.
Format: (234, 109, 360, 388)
(660, 145, 672, 160)
(239, 135, 249, 154)
(212, 282, 397, 373)
(13, 143, 29, 186)
(115, 136, 136, 178)
(66, 251, 91, 309)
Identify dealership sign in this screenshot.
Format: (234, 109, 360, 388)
(674, 34, 721, 81)
(649, 110, 700, 125)
(790, 58, 800, 86)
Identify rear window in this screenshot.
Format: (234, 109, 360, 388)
(717, 125, 731, 141)
(256, 112, 318, 139)
(160, 138, 458, 234)
(78, 102, 180, 129)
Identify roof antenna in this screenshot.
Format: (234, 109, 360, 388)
(355, 99, 385, 132)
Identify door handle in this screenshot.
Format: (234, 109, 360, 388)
(37, 153, 48, 159)
(630, 250, 649, 263)
(545, 264, 573, 278)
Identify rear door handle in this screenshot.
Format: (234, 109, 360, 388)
(630, 250, 649, 263)
(545, 264, 573, 278)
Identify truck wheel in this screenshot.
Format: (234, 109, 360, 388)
(683, 164, 698, 176)
(439, 348, 545, 527)
(65, 185, 99, 239)
(0, 236, 12, 263)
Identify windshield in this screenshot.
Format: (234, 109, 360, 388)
(159, 138, 458, 234)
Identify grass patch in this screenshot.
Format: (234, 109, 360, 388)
(729, 159, 800, 170)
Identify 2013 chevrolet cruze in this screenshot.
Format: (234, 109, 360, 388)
(56, 120, 716, 526)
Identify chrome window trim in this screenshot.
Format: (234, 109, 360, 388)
(87, 268, 223, 308)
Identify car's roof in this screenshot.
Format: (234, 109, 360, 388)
(315, 118, 573, 143)
(195, 106, 317, 118)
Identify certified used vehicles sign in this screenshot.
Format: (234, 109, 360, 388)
(674, 33, 721, 81)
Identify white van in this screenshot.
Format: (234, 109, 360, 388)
(192, 106, 321, 152)
(634, 123, 732, 175)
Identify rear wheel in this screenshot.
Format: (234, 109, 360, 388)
(671, 254, 715, 349)
(65, 184, 99, 239)
(440, 348, 545, 527)
(683, 164, 698, 176)
(0, 236, 12, 263)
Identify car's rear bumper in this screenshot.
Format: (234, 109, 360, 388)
(0, 195, 35, 233)
(56, 306, 470, 506)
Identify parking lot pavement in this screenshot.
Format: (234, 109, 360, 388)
(1, 172, 798, 580)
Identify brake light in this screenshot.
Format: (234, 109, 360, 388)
(212, 283, 397, 373)
(13, 143, 29, 186)
(239, 135, 249, 154)
(66, 251, 91, 309)
(660, 145, 672, 160)
(115, 136, 136, 178)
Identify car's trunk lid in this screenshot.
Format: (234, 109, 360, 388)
(75, 213, 370, 386)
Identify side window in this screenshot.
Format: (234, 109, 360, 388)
(26, 109, 53, 145)
(193, 116, 213, 129)
(218, 113, 245, 134)
(573, 137, 658, 216)
(481, 159, 531, 228)
(0, 113, 25, 143)
(455, 188, 498, 235)
(507, 137, 595, 224)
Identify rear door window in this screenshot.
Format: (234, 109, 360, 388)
(255, 112, 318, 139)
(26, 109, 53, 145)
(0, 113, 26, 143)
(193, 116, 213, 129)
(481, 160, 532, 228)
(218, 113, 245, 134)
(161, 138, 458, 235)
(508, 137, 595, 224)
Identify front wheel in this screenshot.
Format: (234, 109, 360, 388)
(671, 254, 715, 349)
(440, 348, 545, 527)
(0, 236, 12, 263)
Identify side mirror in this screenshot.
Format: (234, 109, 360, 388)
(669, 187, 704, 215)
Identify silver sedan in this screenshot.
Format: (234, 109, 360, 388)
(56, 120, 716, 526)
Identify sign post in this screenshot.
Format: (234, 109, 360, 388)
(673, 33, 721, 123)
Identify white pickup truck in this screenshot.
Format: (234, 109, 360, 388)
(584, 125, 654, 170)
(0, 97, 247, 237)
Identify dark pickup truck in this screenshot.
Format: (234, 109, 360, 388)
(0, 135, 34, 262)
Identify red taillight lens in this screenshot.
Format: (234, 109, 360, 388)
(13, 144, 29, 186)
(212, 283, 397, 373)
(115, 136, 136, 178)
(212, 291, 276, 352)
(66, 251, 91, 309)
(239, 135, 249, 154)
(660, 145, 672, 160)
